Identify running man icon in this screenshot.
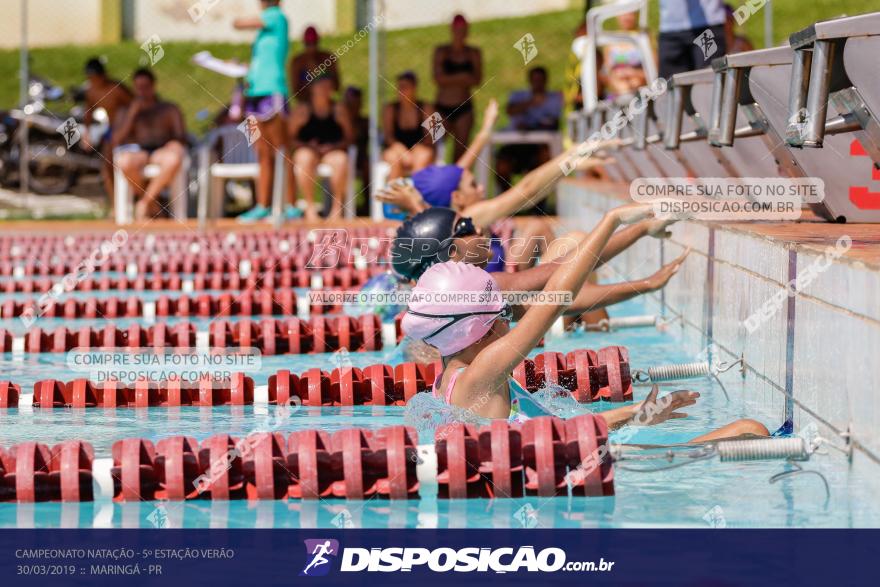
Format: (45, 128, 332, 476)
(300, 539, 340, 577)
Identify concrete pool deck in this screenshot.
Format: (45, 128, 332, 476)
(558, 177, 880, 481)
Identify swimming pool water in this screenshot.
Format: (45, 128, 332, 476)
(1, 297, 878, 529)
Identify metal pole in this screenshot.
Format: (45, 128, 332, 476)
(368, 0, 382, 220)
(764, 0, 774, 48)
(19, 0, 29, 194)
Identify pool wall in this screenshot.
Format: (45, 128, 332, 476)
(558, 178, 880, 481)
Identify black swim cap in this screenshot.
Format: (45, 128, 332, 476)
(391, 207, 458, 281)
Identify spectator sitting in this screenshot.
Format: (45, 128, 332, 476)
(113, 68, 187, 221)
(81, 57, 133, 203)
(383, 71, 436, 181)
(290, 26, 340, 102)
(289, 76, 354, 221)
(495, 66, 562, 202)
(600, 11, 647, 100)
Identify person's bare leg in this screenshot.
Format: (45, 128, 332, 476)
(284, 148, 297, 208)
(100, 142, 116, 210)
(253, 128, 274, 209)
(688, 419, 770, 444)
(116, 151, 148, 198)
(293, 146, 319, 221)
(137, 141, 185, 220)
(322, 149, 348, 220)
(257, 115, 288, 210)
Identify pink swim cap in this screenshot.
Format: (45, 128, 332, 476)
(402, 261, 508, 356)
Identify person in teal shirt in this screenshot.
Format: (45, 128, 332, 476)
(234, 0, 300, 222)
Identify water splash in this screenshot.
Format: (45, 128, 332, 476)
(403, 383, 594, 442)
(403, 392, 490, 442)
(530, 384, 595, 419)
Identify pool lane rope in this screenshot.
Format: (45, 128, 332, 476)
(0, 422, 843, 505)
(0, 346, 637, 408)
(0, 415, 615, 503)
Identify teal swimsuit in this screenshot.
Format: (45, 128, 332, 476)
(246, 6, 289, 98)
(431, 368, 553, 422)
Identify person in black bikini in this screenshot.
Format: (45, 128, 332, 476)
(382, 71, 436, 180)
(433, 14, 482, 161)
(289, 77, 354, 221)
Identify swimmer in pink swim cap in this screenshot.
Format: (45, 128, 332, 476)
(403, 203, 769, 442)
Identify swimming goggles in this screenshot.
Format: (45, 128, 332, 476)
(448, 216, 477, 240)
(407, 303, 513, 342)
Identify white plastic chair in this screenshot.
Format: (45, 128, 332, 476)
(196, 125, 260, 225)
(113, 149, 190, 225)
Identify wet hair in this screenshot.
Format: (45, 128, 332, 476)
(133, 68, 155, 83)
(397, 71, 418, 85)
(85, 58, 105, 77)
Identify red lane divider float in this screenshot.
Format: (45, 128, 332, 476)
(0, 315, 384, 354)
(0, 347, 630, 407)
(435, 414, 613, 499)
(0, 247, 392, 277)
(512, 348, 633, 402)
(0, 287, 360, 319)
(106, 426, 418, 502)
(0, 266, 385, 294)
(0, 415, 612, 502)
(0, 441, 94, 502)
(25, 374, 255, 408)
(267, 361, 442, 407)
(0, 227, 391, 257)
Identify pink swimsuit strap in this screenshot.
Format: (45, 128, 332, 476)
(431, 368, 463, 405)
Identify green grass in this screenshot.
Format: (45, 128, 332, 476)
(0, 0, 872, 136)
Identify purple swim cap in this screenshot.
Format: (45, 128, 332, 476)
(411, 165, 464, 207)
(401, 261, 507, 356)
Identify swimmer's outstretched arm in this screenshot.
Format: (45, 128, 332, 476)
(509, 251, 687, 320)
(463, 139, 617, 229)
(560, 248, 688, 316)
(456, 204, 653, 414)
(455, 99, 499, 170)
(493, 219, 679, 297)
